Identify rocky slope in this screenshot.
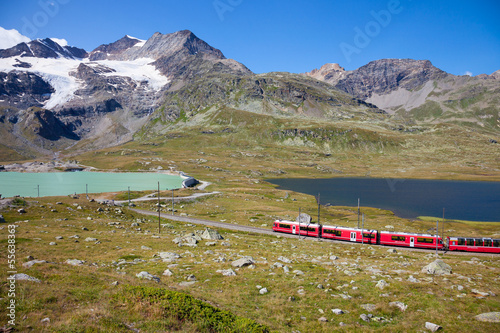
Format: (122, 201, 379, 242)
(303, 59, 500, 130)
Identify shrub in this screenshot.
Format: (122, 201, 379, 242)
(121, 286, 270, 333)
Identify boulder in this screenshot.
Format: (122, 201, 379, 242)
(85, 237, 98, 242)
(158, 252, 181, 261)
(231, 256, 255, 268)
(296, 213, 312, 224)
(173, 234, 199, 247)
(136, 271, 160, 283)
(23, 260, 48, 268)
(332, 309, 344, 315)
(425, 322, 442, 332)
(389, 301, 407, 312)
(259, 287, 269, 294)
(375, 280, 389, 289)
(201, 228, 223, 240)
(360, 314, 370, 322)
(11, 273, 40, 283)
(474, 312, 500, 322)
(421, 260, 452, 275)
(66, 259, 85, 266)
(0, 214, 5, 223)
(162, 269, 173, 276)
(217, 269, 237, 276)
(278, 256, 292, 263)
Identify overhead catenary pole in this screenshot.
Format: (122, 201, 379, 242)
(362, 213, 365, 245)
(436, 220, 439, 255)
(128, 186, 131, 206)
(86, 184, 88, 199)
(37, 185, 40, 198)
(317, 193, 321, 225)
(298, 207, 301, 239)
(357, 198, 360, 228)
(172, 189, 174, 215)
(442, 208, 445, 241)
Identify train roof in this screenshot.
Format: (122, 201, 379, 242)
(448, 236, 500, 240)
(322, 224, 378, 233)
(274, 219, 320, 226)
(379, 230, 441, 238)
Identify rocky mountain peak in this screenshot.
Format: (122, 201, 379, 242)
(303, 63, 347, 83)
(335, 58, 448, 100)
(89, 35, 143, 61)
(0, 38, 87, 60)
(121, 29, 225, 62)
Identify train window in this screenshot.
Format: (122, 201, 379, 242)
(363, 233, 375, 238)
(483, 239, 492, 247)
(466, 239, 474, 246)
(417, 237, 434, 243)
(457, 238, 465, 246)
(474, 239, 483, 246)
(324, 229, 342, 236)
(279, 224, 291, 229)
(493, 240, 500, 247)
(391, 236, 405, 241)
(300, 226, 316, 232)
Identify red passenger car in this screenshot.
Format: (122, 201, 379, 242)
(321, 225, 378, 244)
(272, 219, 321, 237)
(447, 237, 500, 253)
(379, 231, 444, 250)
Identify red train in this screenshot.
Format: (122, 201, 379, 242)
(272, 219, 500, 253)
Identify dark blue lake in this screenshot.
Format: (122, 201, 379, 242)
(267, 178, 500, 222)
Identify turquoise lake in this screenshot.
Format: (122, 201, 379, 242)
(0, 172, 184, 198)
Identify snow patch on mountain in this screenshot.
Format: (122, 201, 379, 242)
(50, 38, 68, 47)
(126, 35, 146, 48)
(0, 55, 169, 109)
(90, 58, 168, 90)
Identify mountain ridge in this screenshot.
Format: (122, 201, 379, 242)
(0, 30, 498, 159)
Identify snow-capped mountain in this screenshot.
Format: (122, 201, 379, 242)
(0, 29, 251, 155)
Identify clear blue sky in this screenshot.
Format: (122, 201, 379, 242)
(0, 0, 498, 75)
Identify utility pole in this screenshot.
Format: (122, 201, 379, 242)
(37, 185, 39, 197)
(172, 189, 174, 215)
(357, 198, 360, 228)
(158, 182, 160, 234)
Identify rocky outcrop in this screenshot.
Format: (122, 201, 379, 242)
(335, 59, 448, 100)
(0, 71, 54, 109)
(20, 108, 79, 141)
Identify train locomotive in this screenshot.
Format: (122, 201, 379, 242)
(272, 219, 500, 253)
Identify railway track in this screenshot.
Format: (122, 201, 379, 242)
(130, 208, 498, 257)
